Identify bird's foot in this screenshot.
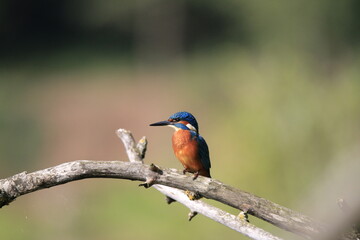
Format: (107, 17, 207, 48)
(182, 168, 190, 175)
(182, 169, 200, 180)
(192, 171, 199, 180)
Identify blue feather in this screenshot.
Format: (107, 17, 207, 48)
(190, 131, 211, 172)
(198, 134, 211, 171)
(169, 111, 199, 132)
(151, 111, 211, 177)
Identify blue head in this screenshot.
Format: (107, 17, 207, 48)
(150, 111, 199, 133)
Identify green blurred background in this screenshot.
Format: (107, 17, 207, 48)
(1, 0, 360, 239)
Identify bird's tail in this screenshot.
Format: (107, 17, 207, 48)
(199, 169, 211, 178)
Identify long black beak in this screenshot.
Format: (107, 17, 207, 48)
(149, 120, 172, 126)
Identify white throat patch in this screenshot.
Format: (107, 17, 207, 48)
(186, 123, 197, 132)
(167, 123, 197, 132)
(167, 125, 180, 131)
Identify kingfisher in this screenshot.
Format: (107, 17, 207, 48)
(150, 111, 211, 179)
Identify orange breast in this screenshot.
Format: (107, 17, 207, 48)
(172, 130, 203, 172)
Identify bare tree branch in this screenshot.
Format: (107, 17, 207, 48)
(0, 128, 337, 240)
(155, 185, 283, 240)
(0, 159, 324, 237)
(116, 129, 283, 240)
(117, 128, 325, 238)
(0, 160, 284, 240)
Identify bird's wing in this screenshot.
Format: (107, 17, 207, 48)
(197, 134, 211, 170)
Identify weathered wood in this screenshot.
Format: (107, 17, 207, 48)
(116, 129, 282, 240)
(0, 159, 323, 238)
(114, 129, 322, 237)
(0, 128, 285, 240)
(0, 161, 284, 240)
(1, 128, 357, 240)
(156, 185, 283, 240)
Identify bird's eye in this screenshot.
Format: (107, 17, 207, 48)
(169, 118, 180, 122)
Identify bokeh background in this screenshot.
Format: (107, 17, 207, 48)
(1, 0, 360, 239)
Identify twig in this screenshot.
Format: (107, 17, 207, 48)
(156, 185, 283, 240)
(0, 160, 283, 240)
(116, 129, 282, 240)
(116, 129, 324, 238)
(0, 128, 332, 239)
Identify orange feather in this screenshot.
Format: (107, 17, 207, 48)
(172, 130, 210, 177)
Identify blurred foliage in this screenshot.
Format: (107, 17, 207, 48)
(0, 82, 41, 176)
(0, 0, 360, 239)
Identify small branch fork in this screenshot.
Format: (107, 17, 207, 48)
(0, 128, 340, 240)
(116, 129, 282, 240)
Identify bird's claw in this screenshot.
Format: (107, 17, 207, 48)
(183, 169, 199, 180)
